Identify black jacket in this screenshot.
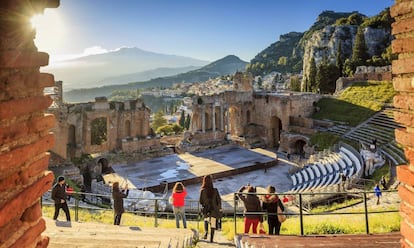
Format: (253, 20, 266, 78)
(51, 183, 67, 204)
(262, 195, 285, 222)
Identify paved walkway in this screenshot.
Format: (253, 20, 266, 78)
(195, 231, 235, 248)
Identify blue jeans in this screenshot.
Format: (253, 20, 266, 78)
(173, 206, 187, 228)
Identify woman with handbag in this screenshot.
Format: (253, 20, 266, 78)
(199, 175, 222, 242)
(262, 185, 285, 235)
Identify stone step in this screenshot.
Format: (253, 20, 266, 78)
(43, 218, 195, 248)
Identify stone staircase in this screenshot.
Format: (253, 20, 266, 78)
(336, 108, 406, 166)
(43, 218, 196, 248)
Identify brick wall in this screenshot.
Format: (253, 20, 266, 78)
(391, 1, 414, 247)
(0, 0, 59, 247)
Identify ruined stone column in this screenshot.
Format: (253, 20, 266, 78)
(220, 105, 224, 131)
(201, 104, 206, 133)
(391, 1, 414, 246)
(212, 104, 216, 132)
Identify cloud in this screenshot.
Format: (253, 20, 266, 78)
(82, 46, 108, 56)
(49, 46, 110, 63)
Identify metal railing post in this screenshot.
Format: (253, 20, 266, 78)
(299, 193, 304, 236)
(154, 199, 158, 227)
(363, 192, 369, 234)
(75, 196, 79, 222)
(234, 193, 237, 237)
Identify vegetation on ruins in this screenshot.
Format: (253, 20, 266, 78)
(312, 81, 395, 126)
(151, 111, 167, 132)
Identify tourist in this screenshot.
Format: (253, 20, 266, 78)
(199, 175, 222, 242)
(262, 185, 285, 235)
(112, 181, 129, 225)
(51, 176, 71, 222)
(171, 182, 187, 228)
(380, 176, 387, 190)
(237, 184, 263, 234)
(66, 185, 74, 201)
(374, 183, 382, 205)
(340, 172, 347, 192)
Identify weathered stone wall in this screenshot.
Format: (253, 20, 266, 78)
(391, 1, 414, 247)
(121, 138, 162, 153)
(253, 93, 321, 147)
(0, 1, 59, 247)
(50, 98, 151, 159)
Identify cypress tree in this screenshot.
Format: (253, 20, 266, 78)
(352, 26, 368, 64)
(308, 58, 317, 92)
(179, 110, 185, 127)
(184, 114, 191, 130)
(336, 40, 344, 77)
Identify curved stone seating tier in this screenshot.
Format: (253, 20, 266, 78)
(289, 145, 364, 193)
(291, 174, 297, 186)
(312, 165, 321, 178)
(340, 147, 362, 176)
(339, 151, 353, 166)
(305, 167, 315, 181)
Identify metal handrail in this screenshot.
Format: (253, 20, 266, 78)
(233, 189, 399, 236)
(42, 189, 399, 236)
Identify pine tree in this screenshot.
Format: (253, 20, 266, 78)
(352, 26, 368, 64)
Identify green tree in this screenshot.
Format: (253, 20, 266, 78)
(184, 114, 191, 130)
(316, 62, 340, 94)
(277, 56, 287, 65)
(156, 124, 173, 135)
(336, 41, 344, 77)
(290, 76, 301, 92)
(151, 111, 167, 132)
(308, 58, 317, 92)
(179, 110, 185, 127)
(171, 123, 184, 134)
(352, 26, 368, 64)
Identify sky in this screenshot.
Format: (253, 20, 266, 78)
(32, 0, 394, 63)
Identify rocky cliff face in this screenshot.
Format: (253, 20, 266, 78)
(302, 25, 391, 83)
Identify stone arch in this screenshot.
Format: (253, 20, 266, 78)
(377, 74, 382, 81)
(97, 157, 110, 174)
(228, 105, 243, 136)
(287, 136, 308, 157)
(125, 120, 131, 137)
(214, 108, 220, 131)
(91, 117, 107, 145)
(205, 112, 211, 131)
(270, 116, 282, 148)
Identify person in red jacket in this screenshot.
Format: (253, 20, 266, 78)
(171, 182, 187, 228)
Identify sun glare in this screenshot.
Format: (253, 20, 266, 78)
(30, 10, 65, 57)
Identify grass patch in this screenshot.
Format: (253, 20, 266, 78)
(313, 81, 395, 126)
(310, 198, 362, 213)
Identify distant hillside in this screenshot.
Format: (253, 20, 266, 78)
(98, 66, 200, 87)
(64, 55, 248, 103)
(246, 31, 304, 75)
(246, 10, 392, 77)
(46, 47, 209, 90)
